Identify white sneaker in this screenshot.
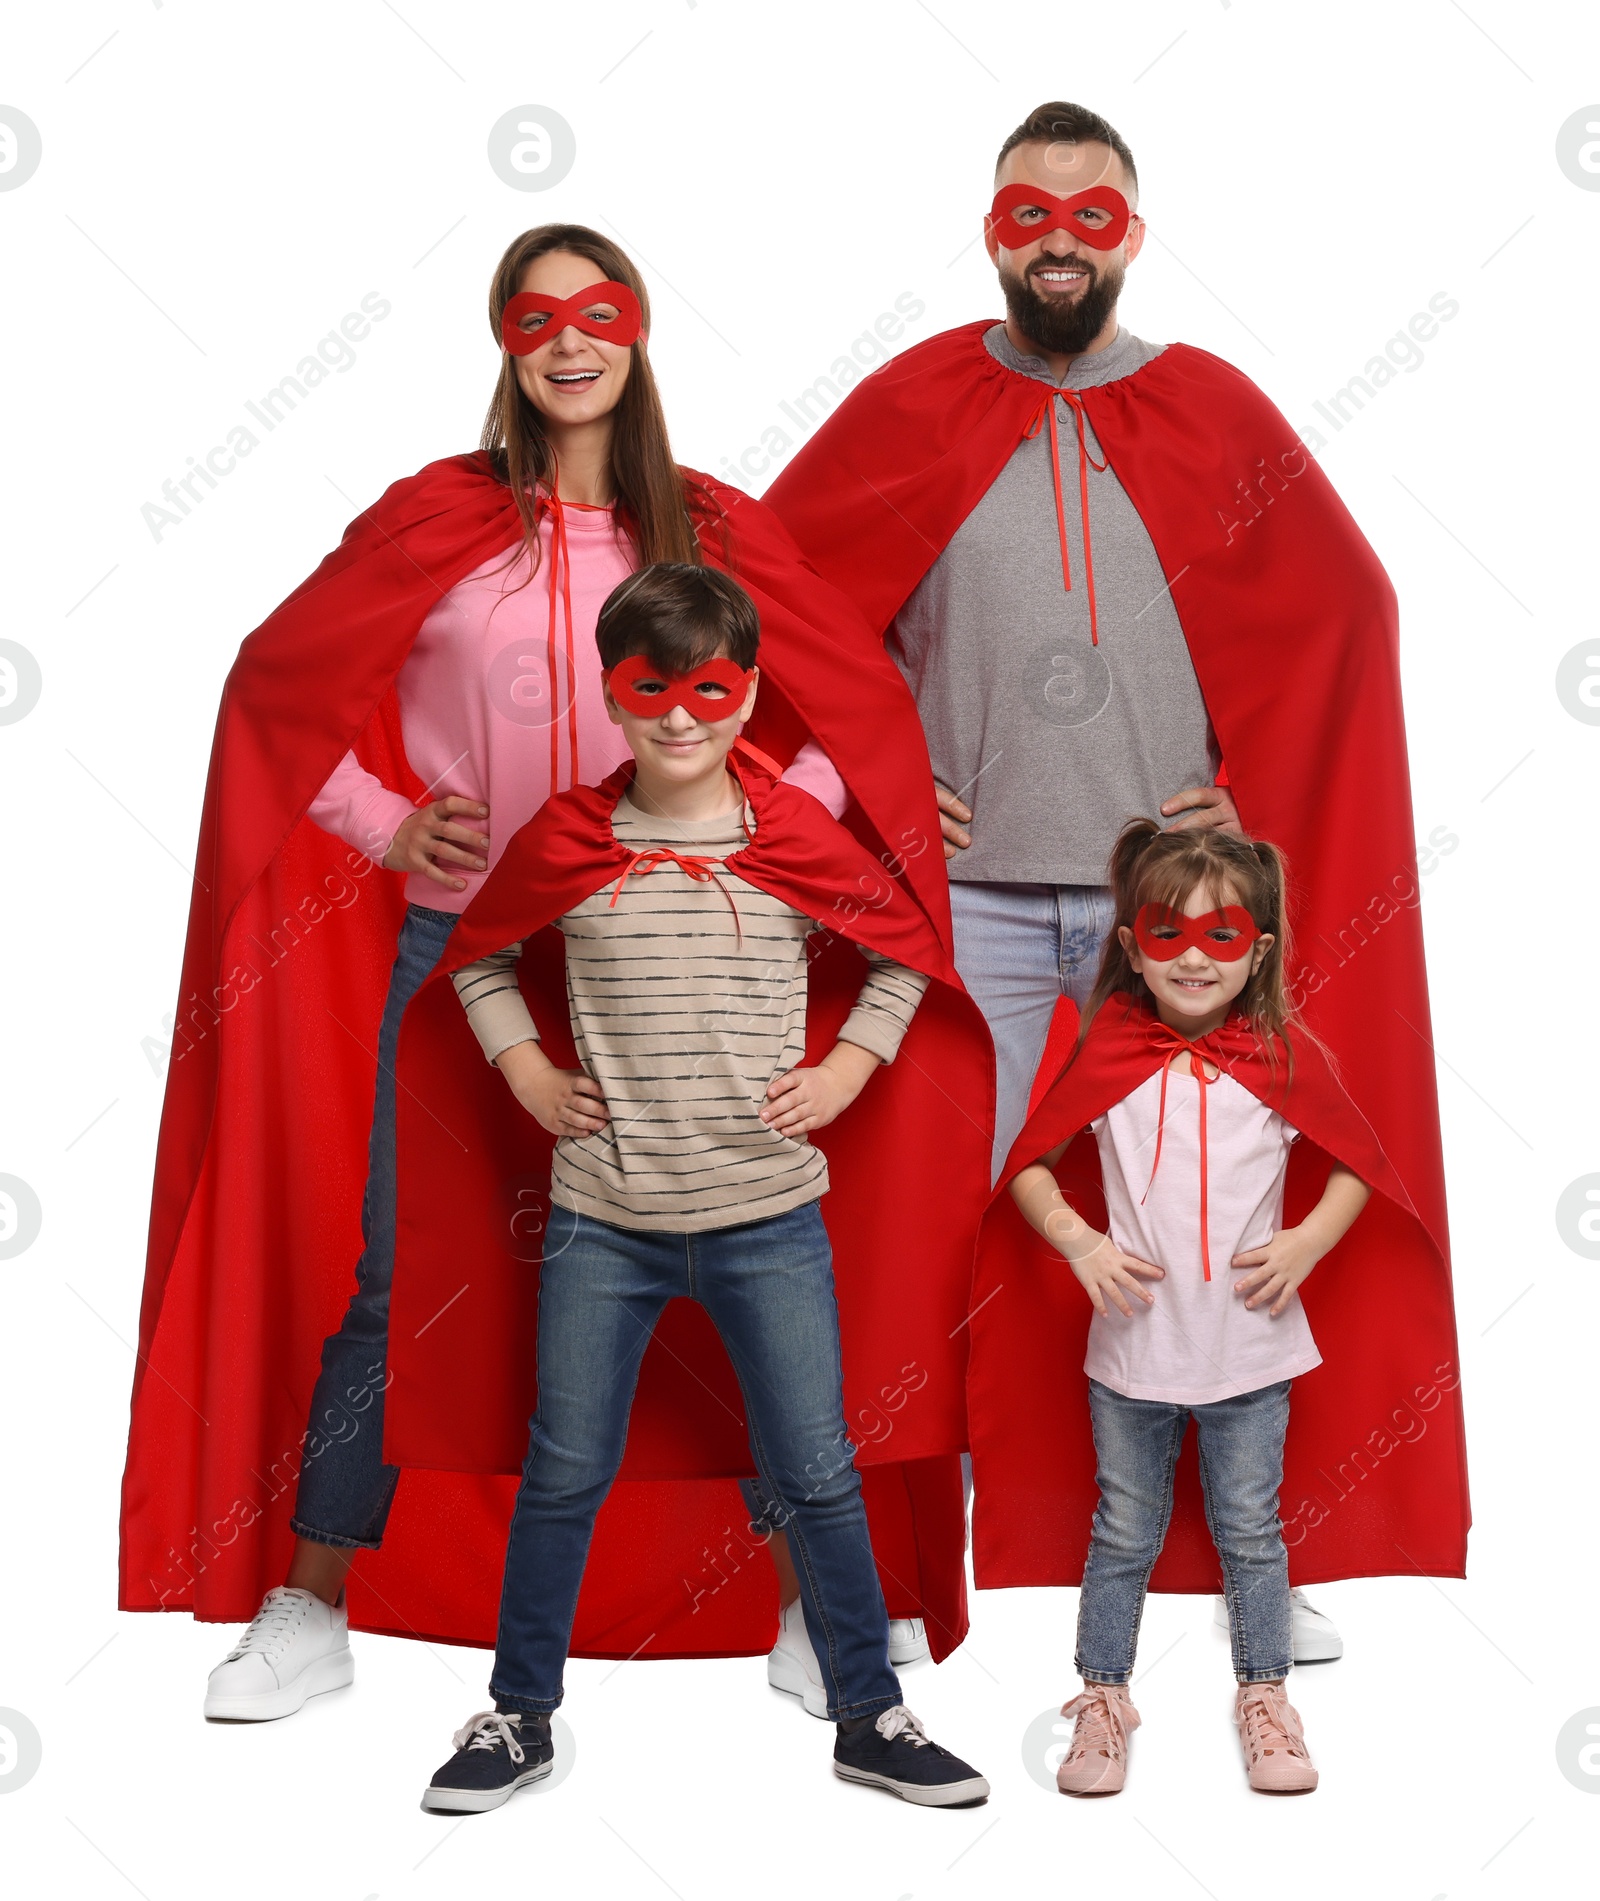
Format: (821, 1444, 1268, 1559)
(765, 1596, 829, 1718)
(203, 1586, 355, 1720)
(1211, 1588, 1345, 1663)
(888, 1618, 931, 1667)
(766, 1600, 928, 1717)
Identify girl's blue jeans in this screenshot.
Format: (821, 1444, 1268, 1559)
(1077, 1377, 1295, 1686)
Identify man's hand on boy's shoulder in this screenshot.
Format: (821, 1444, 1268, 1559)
(761, 1041, 882, 1138)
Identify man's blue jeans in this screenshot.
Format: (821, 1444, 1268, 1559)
(290, 902, 459, 1549)
(1077, 1378, 1294, 1686)
(490, 1199, 903, 1720)
(948, 880, 1116, 1182)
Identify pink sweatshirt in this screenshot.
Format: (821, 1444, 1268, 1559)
(307, 499, 847, 914)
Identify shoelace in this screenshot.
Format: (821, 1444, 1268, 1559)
(1022, 384, 1109, 644)
(1236, 1685, 1308, 1763)
(1060, 1686, 1133, 1764)
(874, 1706, 933, 1748)
(452, 1711, 529, 1766)
(225, 1588, 308, 1663)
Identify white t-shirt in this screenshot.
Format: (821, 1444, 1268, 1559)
(1084, 1065, 1322, 1405)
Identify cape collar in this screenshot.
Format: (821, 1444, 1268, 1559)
(983, 321, 1164, 394)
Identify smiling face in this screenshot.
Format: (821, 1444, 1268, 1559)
(507, 249, 635, 426)
(1119, 877, 1274, 1038)
(985, 138, 1144, 357)
(603, 660, 760, 797)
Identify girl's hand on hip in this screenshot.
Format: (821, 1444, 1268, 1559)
(383, 796, 491, 890)
(1232, 1228, 1320, 1316)
(1056, 1229, 1165, 1320)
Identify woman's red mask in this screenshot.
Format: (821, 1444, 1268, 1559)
(1133, 904, 1262, 963)
(501, 280, 643, 356)
(605, 654, 753, 720)
(988, 184, 1132, 251)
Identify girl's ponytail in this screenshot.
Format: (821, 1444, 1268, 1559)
(1079, 816, 1309, 1070)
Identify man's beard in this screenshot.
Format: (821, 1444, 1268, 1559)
(1001, 254, 1123, 356)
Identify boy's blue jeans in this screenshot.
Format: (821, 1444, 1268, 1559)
(1077, 1377, 1294, 1686)
(490, 1199, 903, 1720)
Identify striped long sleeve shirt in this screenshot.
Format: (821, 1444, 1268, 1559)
(452, 791, 929, 1232)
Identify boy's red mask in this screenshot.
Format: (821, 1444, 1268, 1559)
(988, 184, 1132, 251)
(605, 654, 753, 720)
(501, 280, 643, 355)
(1133, 904, 1262, 963)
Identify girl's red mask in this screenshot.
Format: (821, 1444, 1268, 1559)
(605, 654, 753, 720)
(1133, 904, 1261, 963)
(988, 184, 1132, 252)
(501, 280, 643, 356)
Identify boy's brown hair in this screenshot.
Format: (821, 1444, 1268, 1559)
(595, 562, 759, 675)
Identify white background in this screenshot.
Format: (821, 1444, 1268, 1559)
(2, 2, 1597, 1896)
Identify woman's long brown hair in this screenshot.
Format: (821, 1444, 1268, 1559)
(1083, 818, 1310, 1068)
(479, 223, 721, 570)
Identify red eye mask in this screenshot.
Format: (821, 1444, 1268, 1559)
(988, 184, 1132, 251)
(605, 654, 753, 720)
(1133, 904, 1262, 963)
(501, 280, 643, 356)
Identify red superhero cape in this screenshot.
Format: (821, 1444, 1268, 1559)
(969, 995, 1461, 1588)
(120, 452, 990, 1659)
(766, 322, 1469, 1582)
(384, 752, 986, 1658)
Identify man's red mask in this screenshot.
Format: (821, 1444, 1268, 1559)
(605, 654, 753, 720)
(988, 184, 1132, 252)
(501, 280, 643, 356)
(1133, 904, 1262, 963)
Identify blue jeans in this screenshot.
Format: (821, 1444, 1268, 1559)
(948, 880, 1115, 1182)
(1077, 1378, 1294, 1686)
(490, 1200, 902, 1719)
(290, 903, 459, 1549)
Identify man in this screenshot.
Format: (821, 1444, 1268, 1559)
(766, 102, 1470, 1661)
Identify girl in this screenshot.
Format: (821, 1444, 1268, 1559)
(126, 223, 944, 1720)
(1009, 819, 1371, 1796)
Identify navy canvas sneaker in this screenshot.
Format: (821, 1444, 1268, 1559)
(423, 1710, 554, 1813)
(833, 1705, 990, 1806)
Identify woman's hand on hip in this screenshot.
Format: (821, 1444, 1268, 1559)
(384, 797, 491, 891)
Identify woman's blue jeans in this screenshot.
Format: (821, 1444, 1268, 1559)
(1077, 1377, 1294, 1686)
(489, 1200, 903, 1720)
(290, 903, 459, 1549)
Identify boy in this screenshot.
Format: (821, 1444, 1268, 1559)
(421, 563, 989, 1811)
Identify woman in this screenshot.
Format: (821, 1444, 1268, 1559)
(120, 226, 986, 1720)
